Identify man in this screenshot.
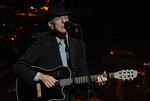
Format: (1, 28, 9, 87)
(13, 3, 107, 101)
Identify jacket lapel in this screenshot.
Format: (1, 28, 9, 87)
(48, 36, 62, 65)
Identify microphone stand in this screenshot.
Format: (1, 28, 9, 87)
(74, 24, 98, 101)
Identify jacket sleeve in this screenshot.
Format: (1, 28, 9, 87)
(12, 36, 44, 85)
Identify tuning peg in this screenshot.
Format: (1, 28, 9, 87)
(123, 78, 125, 81)
(131, 69, 133, 71)
(122, 70, 125, 73)
(126, 78, 130, 81)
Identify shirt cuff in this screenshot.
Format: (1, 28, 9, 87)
(34, 72, 41, 81)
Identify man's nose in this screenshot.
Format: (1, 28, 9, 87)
(61, 17, 68, 23)
(62, 18, 66, 23)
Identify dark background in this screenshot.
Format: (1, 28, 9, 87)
(0, 0, 150, 101)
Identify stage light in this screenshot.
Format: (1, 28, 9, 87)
(109, 50, 134, 56)
(110, 50, 114, 55)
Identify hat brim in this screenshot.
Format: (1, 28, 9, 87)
(46, 4, 71, 21)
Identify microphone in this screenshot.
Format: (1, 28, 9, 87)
(64, 21, 80, 34)
(64, 21, 79, 28)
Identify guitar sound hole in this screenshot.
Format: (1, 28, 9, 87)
(52, 68, 70, 79)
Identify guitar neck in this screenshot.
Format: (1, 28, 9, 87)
(58, 72, 115, 86)
(30, 66, 137, 87)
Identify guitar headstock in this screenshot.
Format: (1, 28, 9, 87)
(114, 69, 138, 80)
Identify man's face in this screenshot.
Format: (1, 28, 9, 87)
(48, 15, 69, 34)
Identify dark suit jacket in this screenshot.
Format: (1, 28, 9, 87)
(13, 31, 87, 85)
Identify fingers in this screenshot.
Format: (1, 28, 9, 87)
(97, 71, 108, 85)
(97, 76, 107, 85)
(39, 73, 58, 88)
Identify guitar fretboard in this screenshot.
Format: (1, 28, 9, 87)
(59, 73, 115, 86)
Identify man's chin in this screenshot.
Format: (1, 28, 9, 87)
(62, 29, 67, 33)
(60, 30, 67, 34)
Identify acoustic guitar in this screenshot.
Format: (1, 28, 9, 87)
(16, 66, 138, 101)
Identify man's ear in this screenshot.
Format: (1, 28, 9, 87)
(48, 21, 54, 30)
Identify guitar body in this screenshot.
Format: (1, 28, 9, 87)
(16, 66, 72, 101)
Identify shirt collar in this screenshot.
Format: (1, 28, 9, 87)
(56, 34, 68, 44)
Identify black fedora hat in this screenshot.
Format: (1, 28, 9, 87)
(46, 3, 70, 21)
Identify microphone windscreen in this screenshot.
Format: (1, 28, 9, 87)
(64, 21, 74, 30)
(64, 21, 80, 33)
